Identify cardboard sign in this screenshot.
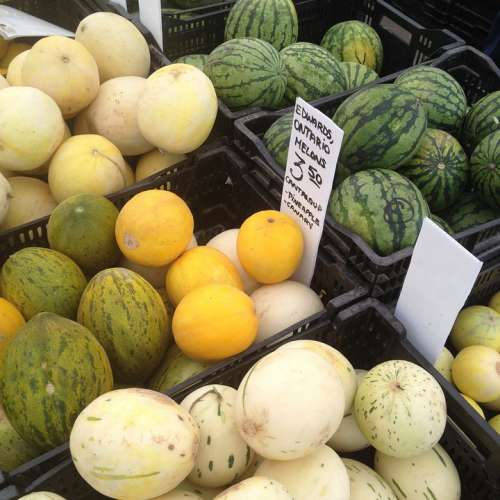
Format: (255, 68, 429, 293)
(395, 217, 483, 364)
(280, 97, 344, 285)
(138, 0, 162, 48)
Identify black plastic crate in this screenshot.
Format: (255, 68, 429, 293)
(3, 299, 498, 499)
(234, 45, 500, 301)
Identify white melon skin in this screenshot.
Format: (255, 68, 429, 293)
(354, 360, 447, 458)
(167, 481, 223, 500)
(214, 476, 293, 499)
(181, 385, 254, 488)
(207, 229, 258, 293)
(235, 349, 345, 460)
(342, 458, 397, 500)
(256, 445, 350, 500)
(374, 444, 461, 500)
(328, 413, 370, 453)
(153, 490, 203, 500)
(18, 494, 66, 500)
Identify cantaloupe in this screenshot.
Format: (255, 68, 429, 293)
(0, 74, 8, 89)
(22, 36, 99, 118)
(0, 172, 12, 224)
(136, 149, 187, 182)
(6, 50, 28, 86)
(76, 12, 150, 82)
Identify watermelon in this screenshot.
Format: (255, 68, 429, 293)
(320, 20, 383, 73)
(1, 312, 113, 450)
(77, 267, 170, 385)
(205, 38, 286, 109)
(470, 130, 500, 210)
(329, 169, 430, 256)
(439, 192, 499, 233)
(47, 193, 121, 275)
(332, 84, 427, 172)
(0, 248, 87, 320)
(225, 0, 298, 51)
(341, 62, 378, 90)
(398, 129, 468, 212)
(174, 54, 208, 72)
(280, 42, 347, 103)
(462, 91, 500, 151)
(263, 112, 293, 168)
(395, 66, 467, 133)
(430, 214, 454, 235)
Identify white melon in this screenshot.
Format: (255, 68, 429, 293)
(342, 458, 396, 500)
(433, 346, 454, 383)
(136, 149, 187, 182)
(6, 50, 28, 86)
(214, 476, 292, 499)
(327, 413, 370, 453)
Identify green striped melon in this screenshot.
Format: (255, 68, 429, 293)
(462, 90, 500, 151)
(280, 42, 347, 103)
(1, 312, 113, 450)
(225, 0, 298, 51)
(205, 38, 286, 109)
(0, 248, 87, 320)
(395, 66, 467, 134)
(332, 84, 427, 172)
(174, 54, 208, 72)
(439, 192, 499, 233)
(398, 129, 468, 212)
(263, 112, 293, 169)
(77, 267, 170, 385)
(341, 62, 378, 90)
(471, 130, 500, 210)
(430, 214, 454, 235)
(321, 20, 383, 73)
(329, 169, 430, 256)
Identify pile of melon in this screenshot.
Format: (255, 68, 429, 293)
(0, 11, 217, 234)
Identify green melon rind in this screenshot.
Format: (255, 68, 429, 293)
(332, 84, 427, 172)
(1, 312, 113, 450)
(341, 61, 378, 90)
(224, 0, 298, 51)
(0, 248, 87, 321)
(470, 130, 500, 210)
(395, 66, 467, 134)
(430, 214, 454, 235)
(398, 128, 469, 212)
(174, 54, 209, 73)
(77, 267, 170, 385)
(205, 37, 287, 109)
(263, 112, 293, 169)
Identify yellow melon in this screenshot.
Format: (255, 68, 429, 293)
(0, 75, 8, 89)
(6, 50, 28, 86)
(489, 291, 500, 314)
(460, 393, 485, 418)
(0, 42, 30, 67)
(0, 298, 25, 361)
(0, 86, 65, 171)
(136, 149, 187, 182)
(489, 415, 500, 433)
(48, 134, 131, 202)
(22, 36, 99, 118)
(138, 64, 217, 154)
(433, 347, 454, 383)
(451, 305, 500, 351)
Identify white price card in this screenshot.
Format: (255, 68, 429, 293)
(280, 97, 344, 285)
(138, 0, 162, 48)
(0, 6, 74, 40)
(395, 217, 483, 364)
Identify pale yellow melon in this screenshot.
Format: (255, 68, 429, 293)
(48, 134, 130, 202)
(6, 50, 28, 86)
(138, 64, 217, 154)
(0, 177, 56, 231)
(460, 393, 485, 418)
(22, 36, 99, 118)
(75, 12, 150, 82)
(136, 149, 187, 181)
(0, 86, 65, 171)
(0, 173, 12, 225)
(0, 75, 8, 89)
(433, 346, 454, 383)
(0, 42, 30, 67)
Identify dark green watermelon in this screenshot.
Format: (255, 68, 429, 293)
(341, 62, 378, 90)
(263, 112, 293, 168)
(174, 54, 208, 72)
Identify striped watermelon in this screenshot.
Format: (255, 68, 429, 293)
(395, 67, 467, 134)
(225, 0, 298, 51)
(205, 38, 286, 109)
(0, 248, 87, 320)
(341, 62, 378, 90)
(470, 130, 500, 210)
(398, 129, 468, 212)
(263, 112, 293, 169)
(329, 169, 430, 256)
(332, 84, 427, 172)
(462, 91, 500, 151)
(280, 42, 347, 103)
(430, 214, 454, 235)
(1, 312, 113, 450)
(77, 267, 169, 384)
(174, 54, 208, 72)
(321, 20, 383, 73)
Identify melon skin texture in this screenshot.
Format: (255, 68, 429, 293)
(154, 491, 203, 500)
(169, 481, 223, 500)
(22, 36, 99, 118)
(0, 172, 12, 225)
(328, 413, 370, 453)
(214, 476, 293, 500)
(342, 458, 396, 500)
(136, 149, 187, 182)
(76, 12, 150, 82)
(138, 64, 218, 154)
(433, 347, 454, 382)
(374, 444, 461, 500)
(451, 305, 500, 351)
(18, 494, 66, 500)
(354, 360, 447, 458)
(70, 388, 200, 500)
(6, 50, 28, 86)
(235, 348, 345, 460)
(0, 86, 65, 171)
(256, 444, 349, 500)
(181, 385, 254, 488)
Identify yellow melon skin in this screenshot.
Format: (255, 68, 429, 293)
(451, 305, 500, 351)
(48, 134, 131, 203)
(489, 414, 500, 433)
(460, 393, 485, 418)
(136, 149, 187, 182)
(138, 64, 217, 154)
(6, 50, 28, 86)
(0, 298, 25, 361)
(0, 86, 65, 171)
(0, 42, 31, 68)
(76, 12, 150, 82)
(489, 291, 500, 314)
(22, 36, 99, 118)
(0, 75, 8, 89)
